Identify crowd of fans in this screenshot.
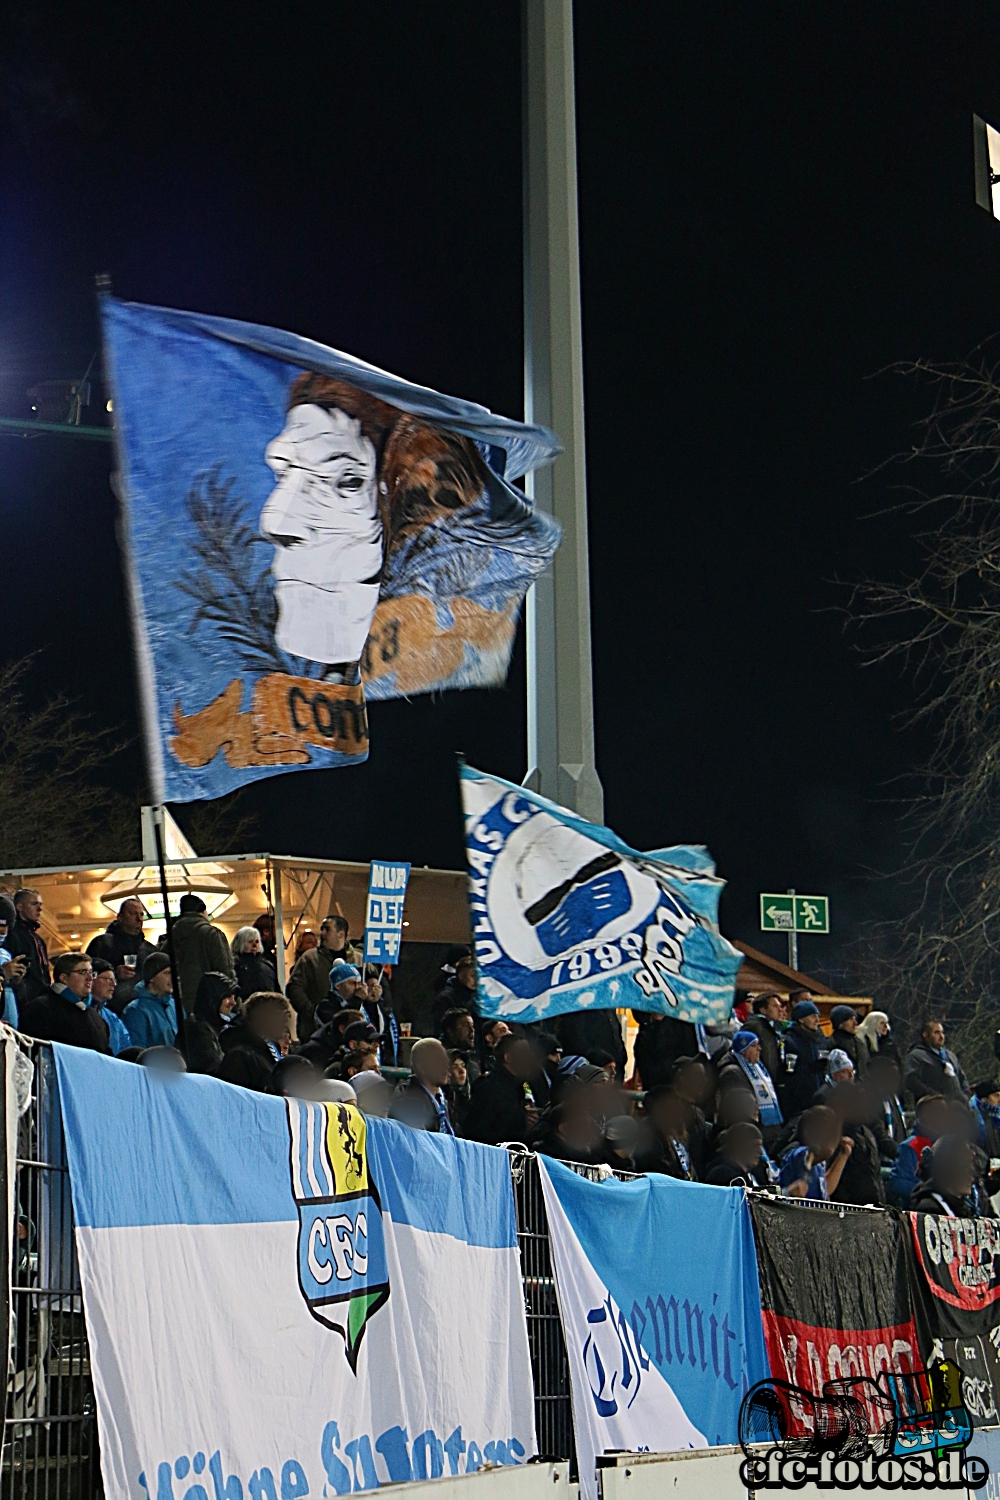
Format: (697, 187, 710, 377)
(1, 883, 998, 1214)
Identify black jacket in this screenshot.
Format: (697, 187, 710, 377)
(186, 1016, 226, 1074)
(18, 987, 111, 1052)
(555, 1010, 627, 1079)
(215, 1025, 276, 1091)
(632, 1015, 700, 1089)
(461, 1067, 532, 1146)
(703, 1154, 755, 1188)
(431, 977, 479, 1033)
(910, 1182, 997, 1218)
(234, 952, 278, 1001)
(633, 1128, 695, 1181)
(903, 1044, 969, 1105)
(743, 1016, 784, 1088)
(830, 1026, 868, 1078)
(869, 1094, 907, 1163)
(298, 1021, 348, 1070)
(87, 922, 156, 1013)
(830, 1123, 884, 1207)
(388, 1077, 454, 1133)
(6, 918, 50, 1007)
(779, 1023, 830, 1120)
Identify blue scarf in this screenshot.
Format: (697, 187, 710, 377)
(735, 1053, 783, 1127)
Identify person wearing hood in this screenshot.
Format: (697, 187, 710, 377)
(231, 928, 278, 1001)
(19, 951, 111, 1052)
(719, 1031, 784, 1144)
(904, 1019, 968, 1105)
(123, 953, 178, 1050)
(86, 898, 155, 1013)
(910, 1135, 997, 1218)
(187, 971, 240, 1074)
(703, 1122, 767, 1188)
(828, 1006, 867, 1078)
(779, 1000, 831, 1119)
(90, 959, 132, 1055)
(169, 893, 235, 1014)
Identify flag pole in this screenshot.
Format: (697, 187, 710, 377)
(152, 807, 188, 1060)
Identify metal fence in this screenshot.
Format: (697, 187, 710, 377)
(4, 1041, 100, 1500)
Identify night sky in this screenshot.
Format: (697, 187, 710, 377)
(4, 2, 1000, 987)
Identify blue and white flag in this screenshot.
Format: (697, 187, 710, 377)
(536, 1158, 768, 1500)
(363, 861, 410, 964)
(460, 764, 743, 1025)
(101, 296, 561, 801)
(52, 1046, 535, 1500)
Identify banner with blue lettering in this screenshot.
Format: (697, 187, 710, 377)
(363, 862, 411, 964)
(536, 1157, 768, 1500)
(101, 296, 561, 801)
(52, 1046, 535, 1500)
(460, 764, 743, 1025)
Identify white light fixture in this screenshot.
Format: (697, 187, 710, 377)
(101, 862, 237, 921)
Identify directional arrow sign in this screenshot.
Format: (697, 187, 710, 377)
(760, 894, 830, 934)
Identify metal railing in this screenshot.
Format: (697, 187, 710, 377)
(4, 1040, 100, 1500)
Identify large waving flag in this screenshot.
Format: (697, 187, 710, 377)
(537, 1158, 768, 1500)
(460, 764, 743, 1025)
(101, 296, 561, 801)
(52, 1046, 535, 1500)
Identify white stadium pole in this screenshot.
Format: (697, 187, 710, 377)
(522, 0, 604, 824)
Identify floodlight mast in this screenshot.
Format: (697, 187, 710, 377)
(522, 0, 604, 824)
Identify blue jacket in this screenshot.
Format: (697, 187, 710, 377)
(123, 983, 178, 1049)
(0, 947, 19, 1028)
(886, 1131, 935, 1209)
(93, 1002, 131, 1055)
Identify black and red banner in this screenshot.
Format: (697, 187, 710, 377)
(749, 1198, 920, 1397)
(907, 1213, 1000, 1335)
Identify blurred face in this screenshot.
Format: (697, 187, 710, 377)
(91, 969, 116, 1004)
(730, 1128, 763, 1170)
(937, 1144, 975, 1199)
(413, 1041, 451, 1090)
(802, 1116, 840, 1161)
(17, 893, 42, 923)
(920, 1100, 950, 1138)
(250, 1003, 290, 1043)
(559, 1103, 602, 1153)
(119, 899, 145, 933)
(649, 1094, 686, 1139)
(502, 1039, 536, 1081)
(63, 960, 93, 999)
(924, 1022, 946, 1051)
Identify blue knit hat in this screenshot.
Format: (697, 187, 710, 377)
(329, 962, 361, 990)
(830, 1004, 857, 1028)
(791, 999, 820, 1021)
(732, 1030, 759, 1057)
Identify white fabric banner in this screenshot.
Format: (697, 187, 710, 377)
(53, 1048, 536, 1500)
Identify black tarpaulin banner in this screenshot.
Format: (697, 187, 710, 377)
(906, 1212, 1000, 1341)
(749, 1198, 920, 1394)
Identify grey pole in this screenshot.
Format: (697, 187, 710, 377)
(522, 0, 604, 824)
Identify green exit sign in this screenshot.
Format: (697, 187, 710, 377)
(760, 894, 829, 934)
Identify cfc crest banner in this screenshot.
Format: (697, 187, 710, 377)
(101, 296, 561, 801)
(52, 1046, 536, 1500)
(460, 764, 743, 1025)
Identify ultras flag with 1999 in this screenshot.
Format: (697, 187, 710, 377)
(460, 763, 743, 1025)
(101, 296, 561, 801)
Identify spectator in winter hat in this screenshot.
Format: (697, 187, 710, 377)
(825, 1048, 856, 1086)
(779, 1000, 830, 1120)
(123, 953, 178, 1051)
(829, 1005, 867, 1077)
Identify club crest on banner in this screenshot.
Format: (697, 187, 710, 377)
(286, 1100, 389, 1371)
(460, 763, 743, 1026)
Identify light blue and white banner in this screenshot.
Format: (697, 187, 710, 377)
(52, 1046, 535, 1500)
(363, 861, 411, 964)
(102, 296, 560, 801)
(460, 765, 743, 1025)
(537, 1158, 768, 1500)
